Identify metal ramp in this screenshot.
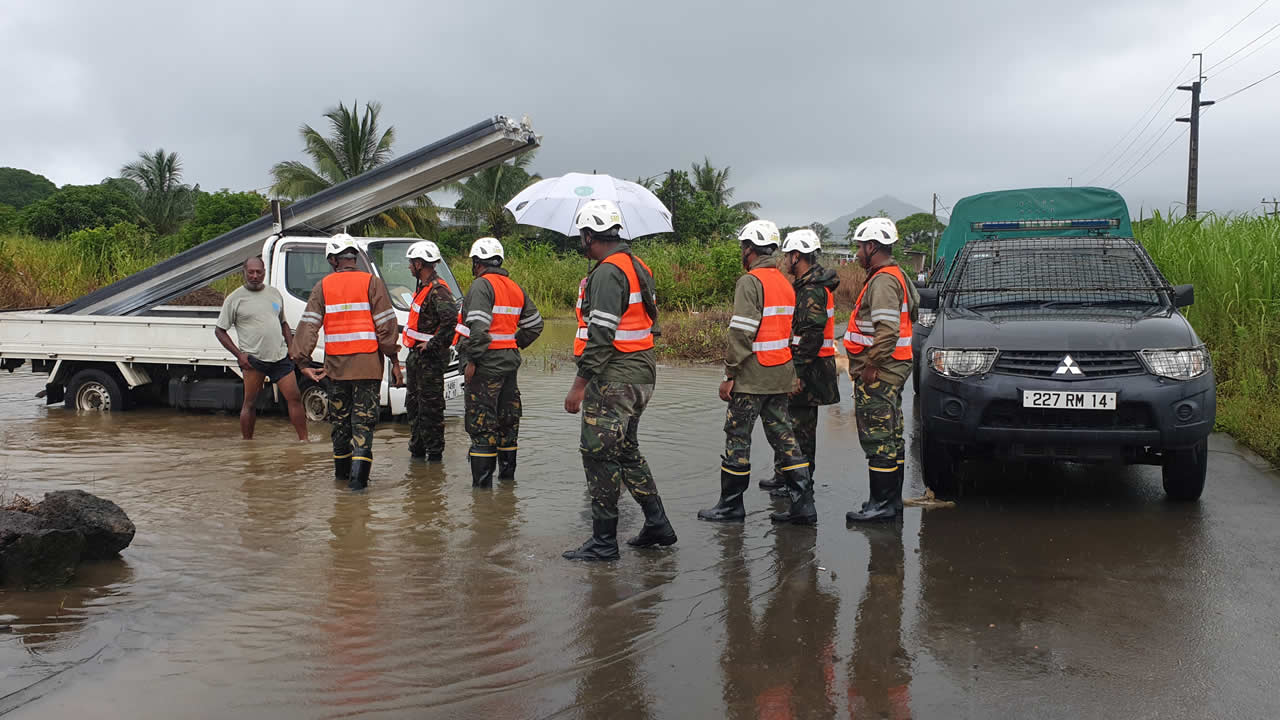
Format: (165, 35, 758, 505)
(53, 116, 538, 316)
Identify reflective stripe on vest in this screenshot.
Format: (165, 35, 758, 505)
(480, 274, 524, 350)
(746, 267, 796, 367)
(321, 271, 378, 355)
(574, 253, 655, 357)
(401, 278, 446, 349)
(843, 265, 914, 361)
(790, 288, 837, 358)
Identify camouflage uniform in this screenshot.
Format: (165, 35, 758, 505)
(766, 264, 841, 492)
(329, 379, 381, 465)
(405, 278, 456, 458)
(582, 381, 659, 516)
(455, 266, 542, 486)
(724, 393, 806, 470)
(854, 377, 905, 471)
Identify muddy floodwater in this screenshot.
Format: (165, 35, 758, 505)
(2, 355, 1279, 717)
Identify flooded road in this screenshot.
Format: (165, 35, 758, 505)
(2, 361, 1279, 718)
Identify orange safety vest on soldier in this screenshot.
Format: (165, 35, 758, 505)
(843, 265, 913, 360)
(401, 278, 445, 349)
(321, 271, 378, 355)
(792, 287, 836, 358)
(573, 252, 655, 357)
(454, 274, 524, 350)
(747, 267, 796, 367)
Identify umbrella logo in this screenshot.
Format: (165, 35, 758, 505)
(574, 186, 594, 197)
(515, 201, 529, 211)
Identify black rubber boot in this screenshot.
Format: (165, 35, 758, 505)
(497, 448, 517, 481)
(426, 452, 443, 462)
(758, 468, 785, 491)
(334, 456, 352, 481)
(409, 446, 426, 461)
(627, 496, 678, 547)
(562, 518, 621, 561)
(846, 467, 899, 523)
(348, 459, 371, 491)
(697, 461, 750, 522)
(770, 463, 818, 525)
(892, 465, 905, 515)
(470, 447, 497, 488)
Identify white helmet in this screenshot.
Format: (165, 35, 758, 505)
(326, 232, 360, 257)
(737, 219, 781, 248)
(468, 237, 505, 260)
(406, 240, 442, 263)
(574, 199, 624, 233)
(852, 217, 899, 245)
(781, 229, 822, 254)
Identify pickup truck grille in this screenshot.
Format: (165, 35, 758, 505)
(992, 350, 1146, 379)
(982, 400, 1154, 430)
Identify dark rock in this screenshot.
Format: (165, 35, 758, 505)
(0, 510, 42, 547)
(0, 528, 84, 588)
(36, 490, 135, 560)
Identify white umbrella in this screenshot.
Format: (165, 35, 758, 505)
(504, 172, 673, 239)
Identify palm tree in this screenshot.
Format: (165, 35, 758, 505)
(269, 100, 437, 237)
(121, 149, 197, 235)
(690, 157, 760, 216)
(443, 151, 540, 238)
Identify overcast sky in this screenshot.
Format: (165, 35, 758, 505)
(3, 0, 1279, 225)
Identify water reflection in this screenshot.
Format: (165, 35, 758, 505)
(847, 526, 912, 718)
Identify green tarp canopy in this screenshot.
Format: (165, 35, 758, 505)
(935, 187, 1134, 275)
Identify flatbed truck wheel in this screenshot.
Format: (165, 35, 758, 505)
(1162, 438, 1207, 502)
(65, 368, 125, 412)
(300, 379, 329, 423)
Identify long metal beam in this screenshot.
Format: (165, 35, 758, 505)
(53, 115, 538, 316)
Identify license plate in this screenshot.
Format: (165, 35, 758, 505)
(1022, 390, 1116, 410)
(444, 376, 464, 402)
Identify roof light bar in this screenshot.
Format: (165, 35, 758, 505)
(970, 218, 1121, 232)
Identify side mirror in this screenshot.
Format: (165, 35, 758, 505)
(1173, 284, 1194, 308)
(919, 287, 939, 310)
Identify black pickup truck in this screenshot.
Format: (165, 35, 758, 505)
(916, 236, 1215, 500)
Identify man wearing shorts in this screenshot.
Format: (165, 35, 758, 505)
(215, 256, 309, 441)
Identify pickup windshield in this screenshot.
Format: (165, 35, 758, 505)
(365, 240, 462, 312)
(947, 238, 1169, 310)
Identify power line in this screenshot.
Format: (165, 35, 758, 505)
(1204, 21, 1280, 74)
(1077, 58, 1193, 181)
(1201, 0, 1272, 52)
(1086, 77, 1186, 186)
(1207, 29, 1280, 78)
(1216, 64, 1280, 101)
(1109, 120, 1182, 187)
(1114, 125, 1192, 189)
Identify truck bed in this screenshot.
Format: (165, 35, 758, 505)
(0, 309, 237, 367)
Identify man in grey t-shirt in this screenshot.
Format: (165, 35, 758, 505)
(214, 257, 309, 441)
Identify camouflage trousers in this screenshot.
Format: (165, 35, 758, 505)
(405, 349, 446, 455)
(724, 392, 806, 471)
(581, 380, 659, 521)
(330, 379, 380, 463)
(774, 403, 819, 477)
(464, 370, 521, 453)
(853, 376, 905, 473)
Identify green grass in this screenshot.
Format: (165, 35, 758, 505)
(1137, 213, 1280, 464)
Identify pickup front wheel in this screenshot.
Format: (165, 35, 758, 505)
(921, 422, 960, 498)
(1162, 438, 1208, 501)
(65, 368, 125, 412)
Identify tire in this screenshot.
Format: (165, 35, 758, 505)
(65, 368, 125, 412)
(912, 361, 921, 396)
(300, 380, 329, 423)
(1162, 438, 1207, 501)
(921, 421, 960, 498)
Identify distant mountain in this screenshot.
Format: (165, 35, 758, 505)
(825, 195, 929, 243)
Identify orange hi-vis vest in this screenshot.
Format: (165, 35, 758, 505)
(574, 252, 655, 357)
(321, 271, 378, 356)
(843, 264, 913, 361)
(454, 273, 525, 350)
(401, 278, 446, 349)
(792, 287, 836, 358)
(747, 267, 796, 367)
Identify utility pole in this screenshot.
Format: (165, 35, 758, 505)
(931, 193, 939, 269)
(1068, 177, 1073, 187)
(1177, 53, 1215, 220)
(1264, 197, 1280, 219)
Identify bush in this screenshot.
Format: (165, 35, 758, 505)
(165, 190, 268, 253)
(0, 203, 18, 234)
(20, 182, 140, 239)
(0, 167, 57, 209)
(66, 223, 160, 280)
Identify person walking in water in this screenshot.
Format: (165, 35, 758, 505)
(214, 256, 309, 442)
(290, 233, 402, 491)
(697, 220, 816, 526)
(401, 240, 456, 462)
(562, 199, 676, 561)
(454, 237, 543, 488)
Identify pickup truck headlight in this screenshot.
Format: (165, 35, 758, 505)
(916, 308, 937, 329)
(1139, 346, 1210, 380)
(928, 348, 998, 378)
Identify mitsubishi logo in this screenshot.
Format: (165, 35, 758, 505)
(1055, 355, 1084, 375)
